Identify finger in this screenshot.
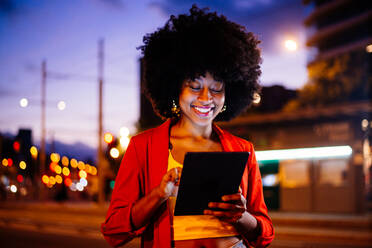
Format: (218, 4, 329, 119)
(174, 167, 182, 185)
(221, 193, 243, 202)
(208, 202, 245, 212)
(168, 168, 180, 182)
(204, 210, 239, 218)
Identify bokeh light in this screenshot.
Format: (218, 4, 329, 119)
(49, 176, 56, 185)
(2, 159, 8, 167)
(79, 170, 87, 179)
(62, 156, 69, 166)
(80, 178, 88, 187)
(17, 175, 24, 183)
(64, 178, 72, 187)
(366, 44, 372, 53)
(57, 100, 66, 110)
(120, 126, 130, 137)
(10, 185, 17, 193)
(13, 141, 20, 152)
(50, 153, 60, 163)
(284, 39, 297, 51)
(76, 182, 84, 191)
(70, 158, 78, 168)
(110, 147, 120, 158)
(104, 132, 114, 144)
(253, 92, 261, 105)
(50, 162, 57, 172)
(30, 146, 38, 158)
(55, 165, 62, 174)
(90, 166, 97, 176)
(19, 161, 27, 170)
(55, 175, 63, 184)
(120, 137, 130, 150)
(19, 98, 28, 107)
(62, 167, 70, 176)
(78, 161, 85, 170)
(42, 175, 49, 184)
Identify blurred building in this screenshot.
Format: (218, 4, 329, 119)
(304, 0, 371, 62)
(219, 101, 370, 213)
(303, 0, 371, 103)
(221, 0, 372, 213)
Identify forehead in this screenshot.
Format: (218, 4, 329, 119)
(185, 73, 224, 85)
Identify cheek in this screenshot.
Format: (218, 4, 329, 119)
(216, 94, 225, 105)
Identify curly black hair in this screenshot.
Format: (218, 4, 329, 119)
(138, 5, 261, 121)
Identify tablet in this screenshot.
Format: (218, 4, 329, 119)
(174, 152, 249, 216)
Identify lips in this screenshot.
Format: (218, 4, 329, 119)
(191, 105, 214, 116)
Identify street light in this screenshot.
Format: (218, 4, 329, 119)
(284, 39, 298, 51)
(19, 98, 28, 107)
(57, 100, 66, 110)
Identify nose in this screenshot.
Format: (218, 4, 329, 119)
(197, 87, 212, 102)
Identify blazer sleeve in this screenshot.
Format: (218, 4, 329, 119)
(244, 143, 274, 248)
(101, 138, 147, 247)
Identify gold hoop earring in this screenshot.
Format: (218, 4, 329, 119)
(220, 105, 227, 113)
(171, 100, 180, 116)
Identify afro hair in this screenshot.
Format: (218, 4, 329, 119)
(138, 5, 262, 121)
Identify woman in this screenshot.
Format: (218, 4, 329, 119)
(101, 5, 274, 248)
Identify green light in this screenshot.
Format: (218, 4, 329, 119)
(110, 180, 115, 190)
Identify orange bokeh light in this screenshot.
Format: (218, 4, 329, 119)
(42, 175, 49, 184)
(104, 132, 114, 144)
(62, 167, 70, 176)
(55, 165, 62, 174)
(49, 162, 57, 172)
(55, 175, 63, 184)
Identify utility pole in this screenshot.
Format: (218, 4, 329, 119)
(40, 60, 47, 200)
(97, 39, 106, 205)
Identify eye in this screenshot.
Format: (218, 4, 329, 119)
(188, 82, 201, 91)
(210, 83, 224, 93)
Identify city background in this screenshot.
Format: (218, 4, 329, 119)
(0, 0, 371, 247)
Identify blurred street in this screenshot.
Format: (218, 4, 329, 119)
(0, 202, 371, 248)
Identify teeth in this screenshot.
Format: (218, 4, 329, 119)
(194, 106, 211, 113)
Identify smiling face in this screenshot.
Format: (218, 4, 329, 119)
(178, 72, 225, 128)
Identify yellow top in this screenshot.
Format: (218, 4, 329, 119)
(167, 150, 238, 241)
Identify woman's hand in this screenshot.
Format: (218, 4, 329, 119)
(203, 192, 247, 224)
(157, 167, 182, 200)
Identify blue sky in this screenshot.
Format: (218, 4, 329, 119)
(0, 0, 311, 148)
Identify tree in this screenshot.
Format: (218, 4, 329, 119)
(284, 49, 371, 111)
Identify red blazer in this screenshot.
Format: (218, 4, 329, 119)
(101, 119, 274, 248)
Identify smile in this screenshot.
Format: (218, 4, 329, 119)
(191, 105, 214, 115)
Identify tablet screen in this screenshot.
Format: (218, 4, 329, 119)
(174, 152, 249, 216)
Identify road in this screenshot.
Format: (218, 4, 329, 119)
(0, 202, 371, 248)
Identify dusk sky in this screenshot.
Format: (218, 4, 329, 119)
(0, 0, 312, 149)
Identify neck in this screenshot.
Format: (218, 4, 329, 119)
(172, 116, 213, 139)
